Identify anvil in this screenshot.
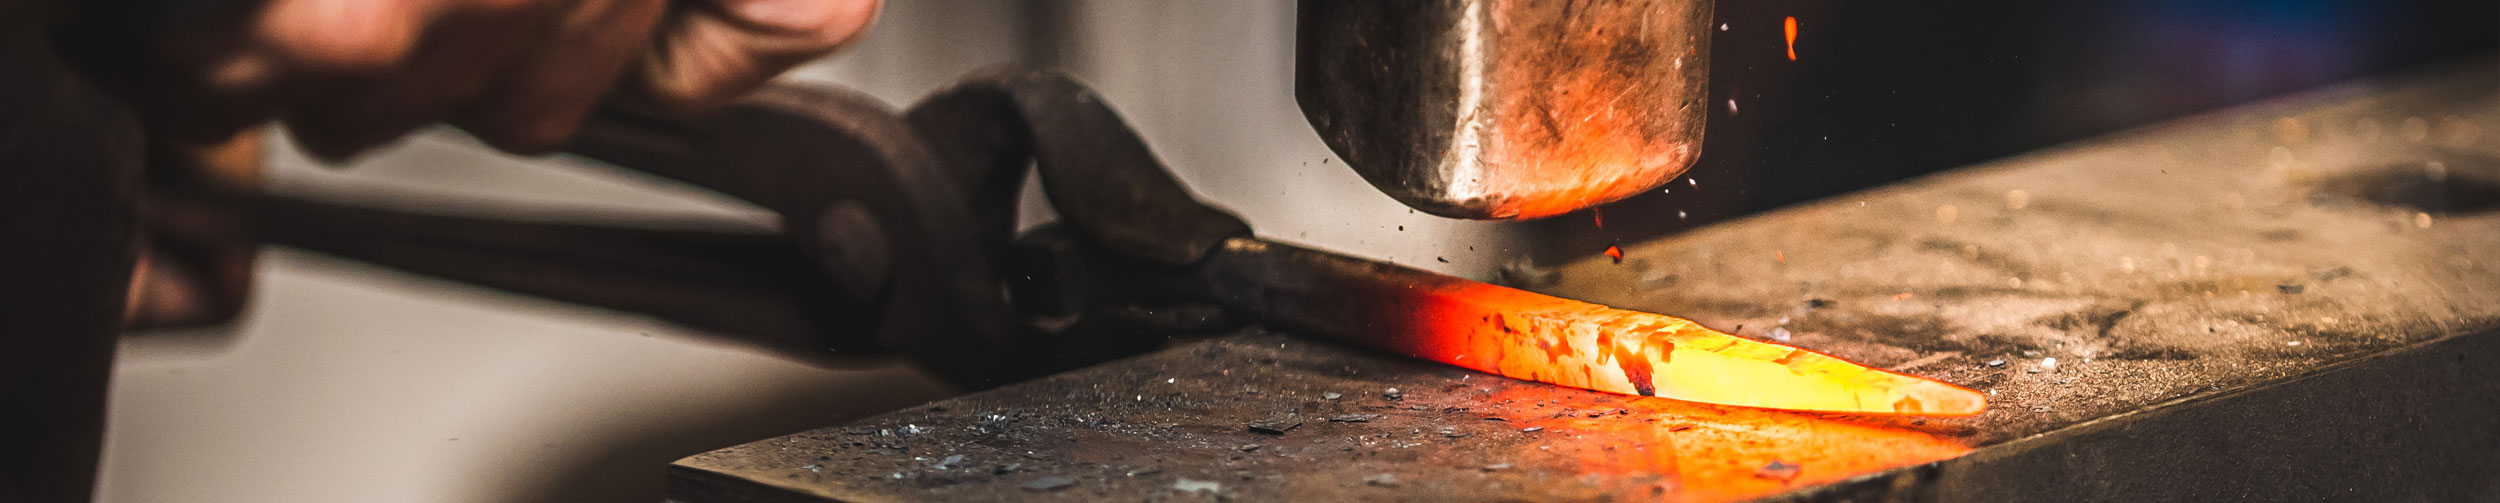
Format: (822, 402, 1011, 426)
(660, 60, 2500, 501)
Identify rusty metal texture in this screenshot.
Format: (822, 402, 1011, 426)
(1297, 0, 1712, 220)
(668, 61, 2500, 501)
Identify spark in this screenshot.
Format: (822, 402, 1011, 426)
(1785, 17, 1799, 61)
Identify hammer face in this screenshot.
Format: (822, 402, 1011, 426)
(1297, 0, 1713, 220)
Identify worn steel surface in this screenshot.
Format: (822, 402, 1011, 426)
(668, 61, 2500, 501)
(1297, 0, 1712, 219)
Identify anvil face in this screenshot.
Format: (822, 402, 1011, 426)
(664, 62, 2500, 501)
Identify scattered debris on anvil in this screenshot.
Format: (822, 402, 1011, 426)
(1172, 478, 1223, 495)
(766, 321, 1987, 498)
(2312, 266, 2352, 281)
(1755, 461, 1802, 482)
(1247, 414, 1303, 435)
(1020, 475, 1077, 492)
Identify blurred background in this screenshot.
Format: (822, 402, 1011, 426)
(101, 1, 2495, 502)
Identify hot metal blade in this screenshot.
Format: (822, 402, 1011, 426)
(1408, 282, 1986, 415)
(1198, 238, 1985, 416)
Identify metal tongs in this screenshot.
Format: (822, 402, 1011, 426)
(259, 68, 1253, 386)
(262, 68, 1984, 415)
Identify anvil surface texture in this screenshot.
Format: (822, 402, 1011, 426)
(664, 61, 2500, 502)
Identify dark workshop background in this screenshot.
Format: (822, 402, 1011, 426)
(1534, 0, 2500, 262)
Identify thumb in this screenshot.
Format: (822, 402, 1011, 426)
(636, 0, 881, 114)
(249, 0, 434, 73)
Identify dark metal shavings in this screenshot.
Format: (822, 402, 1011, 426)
(1247, 415, 1303, 435)
(1020, 476, 1077, 492)
(1363, 473, 1400, 487)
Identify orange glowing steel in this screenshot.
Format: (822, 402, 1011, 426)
(1215, 239, 1983, 417)
(1395, 283, 1983, 416)
(1784, 17, 1799, 61)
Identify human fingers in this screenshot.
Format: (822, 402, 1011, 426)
(271, 0, 571, 159)
(633, 0, 882, 115)
(450, 0, 671, 154)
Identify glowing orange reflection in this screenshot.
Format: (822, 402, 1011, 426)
(1479, 384, 1971, 501)
(1377, 282, 1984, 416)
(1479, 3, 1704, 219)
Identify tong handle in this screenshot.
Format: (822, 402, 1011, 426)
(252, 195, 880, 359)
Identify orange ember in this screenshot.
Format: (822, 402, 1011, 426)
(1784, 17, 1799, 61)
(1374, 281, 1984, 416)
(1605, 245, 1625, 264)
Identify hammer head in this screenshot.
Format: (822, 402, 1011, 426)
(1297, 0, 1712, 220)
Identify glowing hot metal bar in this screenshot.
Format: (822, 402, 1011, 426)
(1180, 237, 1985, 416)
